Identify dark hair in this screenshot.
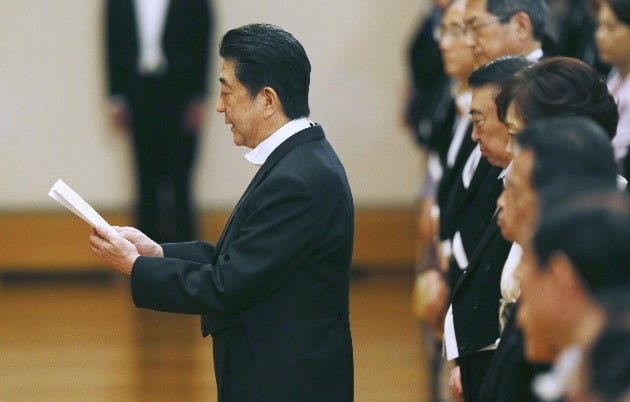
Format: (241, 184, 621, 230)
(496, 57, 619, 139)
(607, 0, 630, 25)
(219, 23, 311, 119)
(516, 116, 618, 203)
(486, 0, 548, 40)
(585, 323, 630, 401)
(532, 190, 630, 296)
(468, 56, 533, 89)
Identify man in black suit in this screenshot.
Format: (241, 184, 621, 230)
(91, 23, 354, 402)
(522, 188, 630, 401)
(105, 0, 213, 243)
(443, 1, 548, 398)
(442, 56, 531, 402)
(478, 117, 620, 401)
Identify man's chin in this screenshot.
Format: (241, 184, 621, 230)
(473, 55, 491, 69)
(499, 227, 515, 243)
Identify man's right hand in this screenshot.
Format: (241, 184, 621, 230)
(449, 365, 464, 402)
(108, 100, 129, 132)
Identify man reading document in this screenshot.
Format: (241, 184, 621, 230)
(90, 24, 354, 402)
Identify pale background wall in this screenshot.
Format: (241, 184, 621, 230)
(0, 0, 429, 212)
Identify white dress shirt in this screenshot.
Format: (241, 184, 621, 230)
(245, 118, 312, 166)
(134, 0, 170, 74)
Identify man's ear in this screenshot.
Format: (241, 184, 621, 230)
(548, 251, 585, 297)
(510, 11, 533, 41)
(260, 87, 280, 119)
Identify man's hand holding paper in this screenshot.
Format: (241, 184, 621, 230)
(90, 225, 163, 276)
(90, 226, 140, 275)
(114, 226, 164, 258)
(48, 179, 163, 275)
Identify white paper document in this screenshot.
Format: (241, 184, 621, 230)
(48, 179, 112, 229)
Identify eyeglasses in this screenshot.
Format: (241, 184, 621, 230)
(463, 14, 511, 36)
(433, 24, 468, 41)
(434, 14, 512, 42)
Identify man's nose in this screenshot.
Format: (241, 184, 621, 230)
(471, 127, 481, 142)
(463, 29, 476, 47)
(216, 97, 225, 113)
(497, 190, 506, 210)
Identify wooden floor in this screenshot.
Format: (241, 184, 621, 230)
(0, 271, 429, 402)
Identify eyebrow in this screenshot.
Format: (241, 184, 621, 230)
(464, 16, 477, 24)
(470, 109, 483, 117)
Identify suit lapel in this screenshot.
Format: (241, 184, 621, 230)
(213, 126, 325, 253)
(455, 158, 499, 214)
(450, 215, 501, 296)
(439, 124, 474, 200)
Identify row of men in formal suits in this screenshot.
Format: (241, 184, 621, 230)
(407, 0, 630, 400)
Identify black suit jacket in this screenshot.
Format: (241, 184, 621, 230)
(449, 216, 512, 358)
(442, 155, 505, 288)
(442, 156, 504, 256)
(131, 125, 354, 402)
(436, 124, 475, 242)
(478, 302, 551, 401)
(105, 0, 212, 100)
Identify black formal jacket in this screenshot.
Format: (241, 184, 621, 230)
(436, 124, 476, 243)
(443, 155, 505, 288)
(131, 126, 355, 401)
(478, 302, 551, 401)
(449, 216, 512, 358)
(406, 6, 453, 151)
(105, 0, 212, 101)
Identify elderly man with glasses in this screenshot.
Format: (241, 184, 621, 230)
(464, 0, 548, 68)
(442, 0, 548, 400)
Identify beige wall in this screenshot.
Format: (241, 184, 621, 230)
(0, 0, 429, 211)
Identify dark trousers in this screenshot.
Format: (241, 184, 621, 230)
(213, 326, 264, 402)
(129, 75, 199, 243)
(459, 349, 496, 402)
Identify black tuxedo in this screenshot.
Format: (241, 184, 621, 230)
(436, 123, 475, 243)
(442, 155, 505, 288)
(105, 0, 213, 242)
(442, 156, 504, 260)
(449, 216, 512, 401)
(450, 216, 511, 358)
(406, 6, 454, 153)
(478, 303, 551, 402)
(130, 126, 354, 402)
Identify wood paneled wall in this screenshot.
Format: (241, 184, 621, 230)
(0, 209, 418, 271)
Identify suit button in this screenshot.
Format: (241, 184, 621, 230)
(459, 344, 468, 352)
(484, 264, 492, 272)
(473, 303, 479, 311)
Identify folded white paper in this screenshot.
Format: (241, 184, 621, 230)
(48, 179, 112, 229)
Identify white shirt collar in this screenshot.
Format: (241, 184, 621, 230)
(526, 48, 543, 63)
(462, 144, 482, 189)
(498, 160, 513, 183)
(245, 118, 312, 165)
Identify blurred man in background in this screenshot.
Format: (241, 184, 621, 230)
(105, 0, 213, 243)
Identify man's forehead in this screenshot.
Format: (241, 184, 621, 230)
(471, 86, 499, 110)
(219, 60, 237, 85)
(464, 0, 489, 19)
